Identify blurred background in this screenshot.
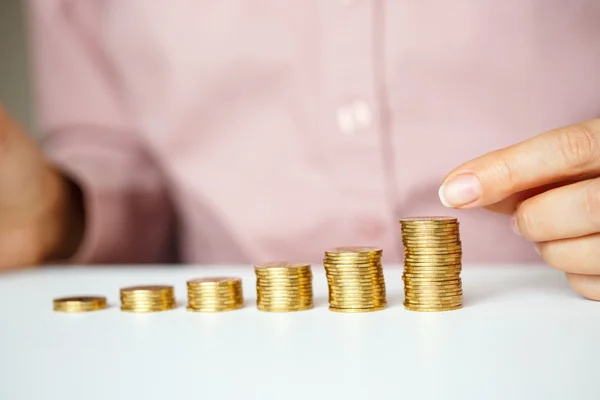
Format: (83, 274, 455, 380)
(0, 0, 35, 133)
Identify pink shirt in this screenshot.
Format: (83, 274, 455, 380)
(26, 1, 600, 265)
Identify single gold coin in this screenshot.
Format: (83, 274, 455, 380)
(403, 303, 462, 312)
(53, 296, 108, 313)
(404, 298, 463, 304)
(399, 215, 457, 222)
(190, 276, 239, 283)
(121, 285, 173, 293)
(325, 246, 383, 254)
(329, 305, 386, 313)
(255, 261, 311, 270)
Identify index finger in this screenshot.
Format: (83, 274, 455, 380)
(438, 119, 600, 209)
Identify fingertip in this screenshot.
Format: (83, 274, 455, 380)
(566, 273, 600, 301)
(438, 184, 452, 208)
(437, 173, 482, 208)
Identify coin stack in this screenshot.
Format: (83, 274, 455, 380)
(400, 216, 463, 312)
(255, 262, 313, 312)
(323, 246, 387, 313)
(120, 285, 176, 312)
(53, 296, 107, 313)
(186, 277, 244, 312)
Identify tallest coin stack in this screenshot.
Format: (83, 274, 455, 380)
(399, 216, 463, 312)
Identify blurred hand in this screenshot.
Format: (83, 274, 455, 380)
(0, 105, 83, 270)
(438, 119, 600, 300)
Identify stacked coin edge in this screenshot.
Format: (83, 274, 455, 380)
(186, 277, 244, 312)
(120, 285, 176, 313)
(255, 262, 314, 312)
(324, 246, 387, 313)
(400, 216, 463, 312)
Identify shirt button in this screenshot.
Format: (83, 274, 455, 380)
(336, 100, 372, 135)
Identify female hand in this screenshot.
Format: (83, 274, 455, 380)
(438, 119, 600, 300)
(0, 106, 83, 269)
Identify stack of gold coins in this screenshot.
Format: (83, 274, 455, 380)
(255, 262, 313, 312)
(53, 296, 108, 313)
(400, 216, 463, 312)
(120, 285, 176, 312)
(186, 277, 244, 312)
(323, 246, 387, 313)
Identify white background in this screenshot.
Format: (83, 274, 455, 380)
(1, 263, 599, 400)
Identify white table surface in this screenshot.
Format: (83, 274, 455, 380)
(0, 263, 598, 400)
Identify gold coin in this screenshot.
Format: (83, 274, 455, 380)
(404, 254, 462, 260)
(403, 281, 460, 287)
(324, 253, 381, 259)
(403, 273, 461, 279)
(329, 305, 386, 313)
(404, 254, 462, 259)
(404, 289, 461, 295)
(403, 240, 460, 246)
(403, 266, 462, 272)
(323, 259, 381, 266)
(255, 261, 310, 268)
(53, 296, 108, 313)
(401, 228, 458, 232)
(326, 272, 384, 279)
(405, 293, 462, 299)
(188, 276, 241, 284)
(404, 295, 462, 302)
(404, 293, 463, 299)
(329, 285, 386, 293)
(187, 281, 243, 311)
(325, 245, 382, 254)
(401, 229, 459, 233)
(120, 285, 176, 313)
(325, 269, 384, 275)
(403, 234, 459, 239)
(323, 245, 386, 311)
(121, 285, 172, 292)
(399, 215, 457, 222)
(405, 249, 462, 256)
(255, 262, 314, 312)
(258, 305, 313, 312)
(403, 268, 462, 274)
(400, 215, 464, 312)
(404, 302, 462, 311)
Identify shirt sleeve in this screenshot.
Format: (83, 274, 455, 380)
(26, 0, 177, 264)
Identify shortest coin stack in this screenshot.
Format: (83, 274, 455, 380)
(53, 296, 107, 313)
(400, 216, 463, 312)
(324, 246, 387, 313)
(120, 285, 176, 312)
(255, 262, 313, 312)
(186, 277, 244, 312)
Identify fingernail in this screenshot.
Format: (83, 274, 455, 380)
(439, 173, 482, 208)
(510, 214, 521, 236)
